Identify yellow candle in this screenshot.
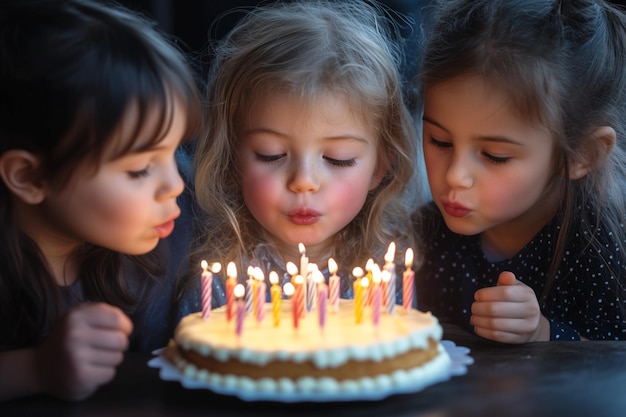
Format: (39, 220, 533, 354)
(269, 271, 281, 327)
(352, 267, 364, 324)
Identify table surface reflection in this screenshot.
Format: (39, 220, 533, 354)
(4, 324, 626, 417)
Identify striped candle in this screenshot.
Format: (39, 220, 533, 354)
(328, 258, 340, 313)
(234, 284, 245, 337)
(269, 271, 281, 327)
(225, 262, 237, 322)
(402, 248, 415, 312)
(200, 260, 221, 319)
(254, 268, 266, 324)
(384, 243, 397, 315)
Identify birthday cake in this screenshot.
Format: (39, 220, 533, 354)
(165, 299, 451, 400)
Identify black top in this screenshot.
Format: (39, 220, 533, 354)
(415, 202, 626, 341)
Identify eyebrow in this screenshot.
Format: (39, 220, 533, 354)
(422, 115, 524, 146)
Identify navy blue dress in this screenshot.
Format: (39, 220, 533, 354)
(415, 203, 626, 341)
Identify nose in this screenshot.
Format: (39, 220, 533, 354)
(445, 152, 474, 189)
(287, 157, 320, 194)
(157, 157, 185, 201)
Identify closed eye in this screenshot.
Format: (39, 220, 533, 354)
(324, 156, 356, 168)
(429, 137, 452, 149)
(255, 152, 286, 163)
(482, 152, 510, 165)
(127, 167, 150, 179)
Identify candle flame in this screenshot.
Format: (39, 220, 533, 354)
(269, 271, 279, 285)
(313, 269, 324, 284)
(360, 277, 370, 288)
(381, 269, 390, 282)
(201, 260, 208, 271)
(253, 267, 264, 281)
(210, 262, 222, 273)
(405, 247, 414, 268)
(227, 262, 237, 279)
(372, 264, 382, 283)
(294, 274, 304, 285)
(365, 258, 374, 271)
(328, 258, 338, 274)
(286, 261, 298, 276)
(283, 282, 295, 296)
(298, 242, 306, 255)
(352, 266, 364, 278)
(384, 241, 396, 263)
(234, 283, 245, 298)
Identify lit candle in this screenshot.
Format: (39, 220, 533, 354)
(269, 271, 281, 327)
(372, 266, 382, 326)
(245, 266, 255, 314)
(352, 267, 364, 324)
(254, 267, 266, 324)
(313, 269, 327, 330)
(381, 269, 390, 309)
(226, 262, 237, 322)
(306, 263, 318, 312)
(294, 274, 305, 321)
(364, 258, 374, 307)
(234, 284, 245, 337)
(286, 261, 298, 283)
(283, 282, 296, 329)
(298, 243, 308, 278)
(200, 260, 221, 319)
(403, 248, 415, 312)
(328, 258, 340, 313)
(384, 242, 396, 314)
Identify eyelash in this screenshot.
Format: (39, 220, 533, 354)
(127, 167, 150, 179)
(429, 137, 510, 165)
(255, 153, 357, 168)
(324, 157, 356, 168)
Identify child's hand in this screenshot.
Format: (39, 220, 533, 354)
(36, 302, 133, 400)
(471, 271, 550, 343)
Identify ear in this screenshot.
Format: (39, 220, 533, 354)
(568, 126, 616, 180)
(0, 150, 45, 204)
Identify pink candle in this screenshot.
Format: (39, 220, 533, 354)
(200, 260, 221, 320)
(245, 266, 254, 314)
(314, 270, 328, 329)
(384, 242, 396, 314)
(372, 269, 382, 326)
(234, 284, 245, 337)
(365, 259, 374, 307)
(328, 258, 340, 313)
(254, 269, 266, 324)
(200, 260, 212, 319)
(294, 275, 305, 327)
(402, 248, 415, 311)
(226, 262, 237, 322)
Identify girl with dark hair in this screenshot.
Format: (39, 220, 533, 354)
(0, 0, 202, 400)
(415, 0, 626, 343)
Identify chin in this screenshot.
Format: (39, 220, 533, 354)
(442, 218, 483, 237)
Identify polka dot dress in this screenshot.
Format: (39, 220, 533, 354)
(415, 203, 626, 341)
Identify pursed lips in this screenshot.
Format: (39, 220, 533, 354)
(287, 208, 321, 225)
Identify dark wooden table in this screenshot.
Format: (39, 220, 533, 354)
(4, 324, 626, 417)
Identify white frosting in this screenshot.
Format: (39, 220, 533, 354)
(175, 299, 443, 369)
(169, 343, 452, 399)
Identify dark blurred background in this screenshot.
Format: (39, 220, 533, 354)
(117, 0, 429, 86)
